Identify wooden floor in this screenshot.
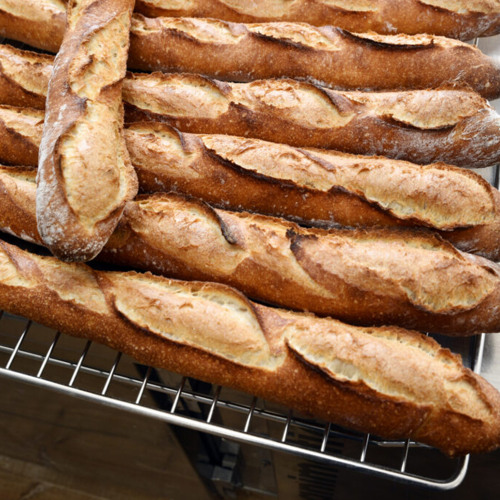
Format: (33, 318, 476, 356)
(0, 375, 213, 500)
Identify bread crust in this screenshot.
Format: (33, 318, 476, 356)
(135, 0, 500, 40)
(127, 16, 500, 99)
(1, 109, 499, 260)
(0, 45, 52, 110)
(0, 167, 499, 335)
(125, 123, 500, 260)
(37, 0, 138, 262)
(0, 106, 44, 167)
(0, 44, 498, 169)
(0, 0, 65, 53)
(0, 238, 499, 456)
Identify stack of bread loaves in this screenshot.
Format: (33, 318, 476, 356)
(0, 0, 499, 457)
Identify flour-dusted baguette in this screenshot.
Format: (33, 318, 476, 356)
(0, 166, 499, 336)
(0, 44, 499, 168)
(1, 109, 499, 260)
(0, 238, 500, 456)
(37, 0, 138, 262)
(0, 0, 65, 54)
(127, 16, 500, 99)
(135, 0, 500, 40)
(1, 1, 499, 97)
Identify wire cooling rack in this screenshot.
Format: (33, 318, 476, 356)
(0, 312, 485, 490)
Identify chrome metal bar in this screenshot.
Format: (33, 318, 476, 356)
(101, 352, 122, 396)
(360, 434, 370, 462)
(206, 385, 221, 424)
(0, 342, 331, 430)
(135, 366, 152, 405)
(170, 377, 186, 414)
(400, 439, 411, 472)
(4, 320, 32, 370)
(243, 397, 257, 433)
(473, 334, 486, 374)
(36, 331, 61, 378)
(320, 423, 331, 453)
(68, 341, 92, 387)
(281, 410, 292, 443)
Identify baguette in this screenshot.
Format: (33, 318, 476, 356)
(0, 0, 65, 54)
(1, 1, 499, 97)
(0, 45, 53, 110)
(3, 108, 499, 260)
(1, 44, 499, 169)
(0, 106, 43, 167)
(135, 0, 500, 40)
(0, 237, 500, 456)
(0, 166, 499, 336)
(127, 16, 500, 99)
(122, 75, 500, 169)
(37, 0, 138, 262)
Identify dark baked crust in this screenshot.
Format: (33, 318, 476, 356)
(0, 2, 498, 96)
(0, 0, 65, 53)
(123, 73, 500, 169)
(1, 45, 498, 169)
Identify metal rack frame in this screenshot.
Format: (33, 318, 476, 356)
(0, 313, 486, 490)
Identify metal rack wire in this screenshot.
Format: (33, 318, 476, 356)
(0, 312, 486, 490)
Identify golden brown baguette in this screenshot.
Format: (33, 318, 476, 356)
(0, 166, 499, 336)
(3, 108, 498, 259)
(0, 0, 65, 53)
(1, 238, 500, 456)
(0, 1, 499, 97)
(123, 75, 500, 169)
(0, 45, 53, 110)
(127, 16, 500, 99)
(0, 44, 499, 168)
(135, 0, 500, 40)
(37, 0, 138, 262)
(0, 106, 43, 167)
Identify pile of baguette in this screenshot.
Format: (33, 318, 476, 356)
(0, 0, 500, 458)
